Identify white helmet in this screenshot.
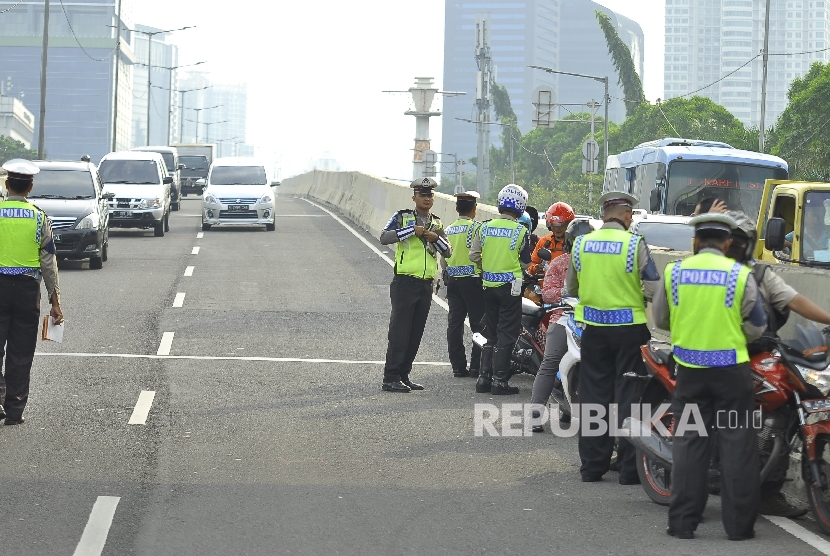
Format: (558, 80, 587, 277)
(497, 184, 528, 215)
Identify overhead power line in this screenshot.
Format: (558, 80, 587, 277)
(59, 0, 119, 62)
(0, 0, 24, 14)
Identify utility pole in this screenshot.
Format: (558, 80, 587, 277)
(585, 100, 600, 202)
(475, 13, 494, 196)
(37, 0, 50, 159)
(759, 0, 772, 152)
(111, 0, 122, 152)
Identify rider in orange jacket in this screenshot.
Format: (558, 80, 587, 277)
(528, 202, 575, 277)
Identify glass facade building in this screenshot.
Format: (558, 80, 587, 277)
(178, 72, 249, 158)
(0, 0, 134, 162)
(131, 24, 178, 148)
(664, 0, 830, 127)
(441, 0, 643, 171)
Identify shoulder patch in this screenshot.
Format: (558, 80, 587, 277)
(397, 209, 414, 216)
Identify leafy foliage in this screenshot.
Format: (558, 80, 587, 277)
(595, 10, 645, 117)
(0, 135, 37, 166)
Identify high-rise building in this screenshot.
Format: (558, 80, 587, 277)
(131, 24, 178, 148)
(0, 0, 134, 161)
(177, 73, 248, 157)
(663, 0, 830, 128)
(441, 0, 644, 173)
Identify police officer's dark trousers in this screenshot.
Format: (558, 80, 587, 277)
(483, 284, 521, 349)
(578, 323, 650, 481)
(446, 276, 485, 373)
(0, 275, 41, 420)
(383, 274, 433, 383)
(669, 363, 759, 538)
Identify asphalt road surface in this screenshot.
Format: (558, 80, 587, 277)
(2, 195, 830, 555)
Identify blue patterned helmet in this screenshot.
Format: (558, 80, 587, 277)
(517, 211, 532, 230)
(497, 184, 528, 215)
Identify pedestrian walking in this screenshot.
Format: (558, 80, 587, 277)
(0, 159, 64, 425)
(442, 191, 486, 378)
(653, 212, 767, 540)
(469, 184, 532, 395)
(379, 177, 451, 392)
(565, 191, 660, 484)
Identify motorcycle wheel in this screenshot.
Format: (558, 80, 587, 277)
(635, 380, 674, 506)
(804, 433, 830, 534)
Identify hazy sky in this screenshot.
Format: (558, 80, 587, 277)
(131, 0, 665, 180)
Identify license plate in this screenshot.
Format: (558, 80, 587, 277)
(228, 205, 248, 212)
(54, 234, 61, 242)
(113, 211, 131, 217)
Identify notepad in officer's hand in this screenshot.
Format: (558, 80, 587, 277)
(41, 316, 64, 343)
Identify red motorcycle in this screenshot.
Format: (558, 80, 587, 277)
(625, 325, 830, 534)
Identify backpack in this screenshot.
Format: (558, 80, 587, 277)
(753, 263, 791, 334)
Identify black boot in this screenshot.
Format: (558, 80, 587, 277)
(453, 368, 470, 378)
(476, 346, 494, 393)
(468, 367, 480, 378)
(491, 347, 519, 395)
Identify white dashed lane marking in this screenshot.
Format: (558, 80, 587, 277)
(196, 232, 204, 238)
(156, 332, 175, 356)
(191, 246, 200, 255)
(763, 515, 830, 555)
(127, 391, 156, 425)
(173, 292, 186, 308)
(184, 266, 194, 276)
(72, 496, 120, 556)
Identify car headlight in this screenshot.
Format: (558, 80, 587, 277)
(795, 364, 830, 396)
(204, 194, 218, 205)
(139, 198, 161, 209)
(259, 194, 273, 204)
(75, 211, 100, 230)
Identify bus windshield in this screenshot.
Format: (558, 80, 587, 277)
(666, 160, 787, 217)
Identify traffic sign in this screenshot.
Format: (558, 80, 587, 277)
(582, 139, 599, 160)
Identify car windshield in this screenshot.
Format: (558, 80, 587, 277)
(30, 169, 96, 199)
(666, 161, 788, 217)
(635, 221, 694, 252)
(209, 166, 267, 185)
(160, 153, 174, 173)
(180, 156, 208, 171)
(800, 190, 830, 263)
(99, 160, 159, 184)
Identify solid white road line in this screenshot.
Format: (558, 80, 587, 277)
(275, 214, 326, 217)
(303, 198, 454, 315)
(196, 232, 204, 238)
(128, 391, 156, 425)
(72, 496, 120, 556)
(763, 515, 830, 555)
(173, 292, 186, 308)
(184, 266, 195, 276)
(35, 352, 451, 365)
(191, 246, 200, 255)
(156, 332, 174, 356)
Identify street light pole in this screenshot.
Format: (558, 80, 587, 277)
(37, 0, 50, 159)
(111, 0, 122, 152)
(759, 0, 772, 152)
(190, 105, 221, 143)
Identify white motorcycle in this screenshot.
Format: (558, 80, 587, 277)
(549, 298, 583, 423)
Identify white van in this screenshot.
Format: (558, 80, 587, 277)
(99, 151, 172, 237)
(201, 158, 277, 231)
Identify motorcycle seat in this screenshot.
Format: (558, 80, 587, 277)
(648, 340, 673, 366)
(521, 297, 545, 318)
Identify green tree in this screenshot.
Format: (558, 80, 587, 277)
(595, 10, 645, 117)
(0, 135, 37, 165)
(772, 61, 830, 181)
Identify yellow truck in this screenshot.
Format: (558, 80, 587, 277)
(757, 180, 830, 267)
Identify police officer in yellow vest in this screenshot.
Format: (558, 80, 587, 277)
(379, 177, 451, 392)
(441, 191, 486, 378)
(653, 213, 766, 541)
(565, 191, 660, 483)
(469, 184, 532, 395)
(0, 159, 64, 425)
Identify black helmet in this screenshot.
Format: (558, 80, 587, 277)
(564, 219, 593, 253)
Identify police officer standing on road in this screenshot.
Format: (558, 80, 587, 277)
(653, 213, 767, 540)
(469, 184, 532, 395)
(442, 191, 486, 378)
(565, 191, 660, 483)
(0, 159, 64, 425)
(379, 177, 451, 392)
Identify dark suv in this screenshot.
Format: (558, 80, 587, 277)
(31, 160, 112, 269)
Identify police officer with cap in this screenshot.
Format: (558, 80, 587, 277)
(441, 190, 486, 378)
(0, 159, 64, 425)
(565, 191, 660, 483)
(653, 212, 766, 540)
(379, 177, 451, 392)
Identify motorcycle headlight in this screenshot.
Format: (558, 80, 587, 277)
(75, 211, 100, 230)
(204, 194, 218, 205)
(259, 194, 273, 204)
(795, 364, 830, 396)
(139, 198, 161, 209)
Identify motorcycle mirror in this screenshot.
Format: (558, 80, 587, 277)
(538, 248, 552, 261)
